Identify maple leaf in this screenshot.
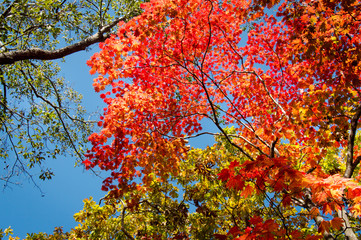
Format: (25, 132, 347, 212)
(226, 175, 245, 190)
(83, 0, 361, 238)
(82, 159, 92, 170)
(318, 221, 330, 234)
(281, 194, 292, 207)
(240, 184, 254, 198)
(330, 217, 344, 231)
(229, 160, 240, 169)
(228, 226, 241, 237)
(218, 168, 232, 182)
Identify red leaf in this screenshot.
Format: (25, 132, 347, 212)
(213, 234, 227, 240)
(228, 226, 241, 236)
(229, 160, 240, 169)
(218, 169, 231, 182)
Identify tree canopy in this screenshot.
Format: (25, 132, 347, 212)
(3, 0, 361, 238)
(83, 0, 361, 238)
(0, 0, 141, 188)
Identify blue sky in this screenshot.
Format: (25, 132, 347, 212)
(0, 46, 216, 238)
(0, 48, 107, 238)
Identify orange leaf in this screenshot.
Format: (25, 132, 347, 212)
(255, 128, 264, 136)
(309, 207, 320, 219)
(322, 203, 333, 215)
(241, 185, 254, 198)
(89, 67, 97, 75)
(330, 217, 344, 230)
(318, 220, 330, 234)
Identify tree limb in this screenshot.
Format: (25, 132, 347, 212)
(334, 104, 361, 240)
(344, 104, 361, 178)
(301, 188, 335, 240)
(0, 0, 15, 20)
(0, 16, 127, 65)
(120, 200, 135, 240)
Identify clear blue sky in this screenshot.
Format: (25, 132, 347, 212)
(0, 48, 107, 238)
(0, 46, 215, 238)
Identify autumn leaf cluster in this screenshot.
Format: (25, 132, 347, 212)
(83, 0, 361, 238)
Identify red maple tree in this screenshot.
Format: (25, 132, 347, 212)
(86, 0, 361, 238)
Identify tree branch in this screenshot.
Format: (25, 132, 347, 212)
(0, 1, 15, 20)
(120, 200, 135, 240)
(301, 188, 335, 240)
(344, 104, 361, 178)
(335, 104, 361, 240)
(0, 16, 127, 65)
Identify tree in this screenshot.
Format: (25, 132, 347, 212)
(84, 0, 361, 238)
(0, 0, 142, 189)
(5, 135, 319, 239)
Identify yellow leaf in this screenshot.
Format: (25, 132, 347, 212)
(350, 204, 361, 217)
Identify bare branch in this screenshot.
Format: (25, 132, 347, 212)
(1, 118, 45, 196)
(0, 16, 128, 65)
(335, 104, 361, 240)
(344, 104, 361, 178)
(120, 200, 135, 240)
(0, 1, 15, 20)
(337, 207, 358, 240)
(20, 69, 85, 161)
(302, 188, 335, 240)
(270, 138, 279, 158)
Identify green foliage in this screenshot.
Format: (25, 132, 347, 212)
(0, 57, 90, 189)
(0, 0, 142, 187)
(0, 0, 141, 50)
